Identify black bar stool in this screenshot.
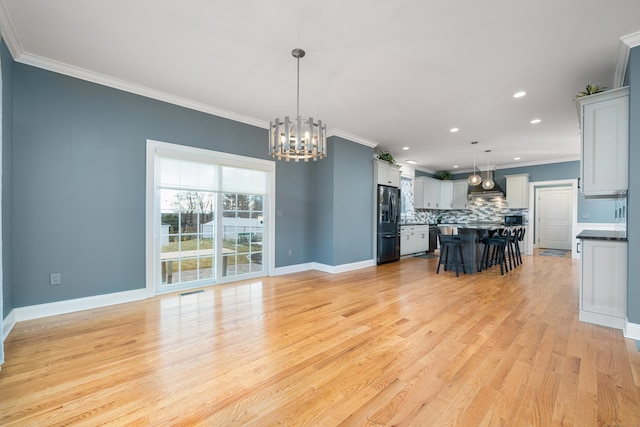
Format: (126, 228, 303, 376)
(480, 227, 510, 275)
(515, 227, 525, 265)
(506, 226, 524, 268)
(436, 228, 466, 277)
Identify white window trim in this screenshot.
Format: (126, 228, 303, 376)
(145, 139, 276, 297)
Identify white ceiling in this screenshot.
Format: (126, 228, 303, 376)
(1, 0, 639, 173)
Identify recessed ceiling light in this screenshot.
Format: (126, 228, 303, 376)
(530, 118, 542, 124)
(450, 128, 459, 133)
(453, 165, 459, 168)
(406, 160, 418, 165)
(514, 157, 521, 161)
(402, 146, 410, 150)
(513, 91, 526, 98)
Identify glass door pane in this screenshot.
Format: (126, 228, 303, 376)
(222, 193, 264, 277)
(160, 189, 216, 289)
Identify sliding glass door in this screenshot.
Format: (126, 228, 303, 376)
(147, 140, 274, 294)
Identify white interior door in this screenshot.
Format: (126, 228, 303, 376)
(536, 187, 572, 250)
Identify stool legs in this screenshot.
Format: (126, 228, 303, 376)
(437, 241, 466, 277)
(481, 240, 508, 275)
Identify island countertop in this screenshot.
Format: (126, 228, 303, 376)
(576, 230, 627, 241)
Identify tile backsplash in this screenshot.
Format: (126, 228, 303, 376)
(408, 196, 528, 224)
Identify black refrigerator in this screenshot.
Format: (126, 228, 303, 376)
(376, 184, 401, 264)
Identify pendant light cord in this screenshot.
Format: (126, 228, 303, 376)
(296, 56, 300, 117)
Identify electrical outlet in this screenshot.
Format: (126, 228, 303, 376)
(50, 273, 62, 286)
(288, 249, 293, 256)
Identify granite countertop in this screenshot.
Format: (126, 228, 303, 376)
(458, 224, 504, 230)
(400, 221, 529, 228)
(576, 229, 627, 241)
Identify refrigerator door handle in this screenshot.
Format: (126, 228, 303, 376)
(389, 193, 395, 223)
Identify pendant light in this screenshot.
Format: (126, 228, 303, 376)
(269, 48, 327, 162)
(467, 141, 482, 186)
(482, 149, 495, 190)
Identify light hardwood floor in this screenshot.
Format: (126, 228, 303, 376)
(1, 254, 639, 426)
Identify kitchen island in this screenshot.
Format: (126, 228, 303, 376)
(440, 223, 505, 274)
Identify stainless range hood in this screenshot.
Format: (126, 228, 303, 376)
(467, 170, 505, 197)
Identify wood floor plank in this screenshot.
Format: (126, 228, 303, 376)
(1, 255, 639, 425)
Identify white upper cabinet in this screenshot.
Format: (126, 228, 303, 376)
(452, 179, 468, 209)
(423, 177, 441, 209)
(415, 177, 462, 209)
(414, 177, 425, 208)
(376, 160, 401, 187)
(576, 87, 629, 196)
(505, 174, 529, 209)
(375, 160, 401, 187)
(439, 181, 453, 210)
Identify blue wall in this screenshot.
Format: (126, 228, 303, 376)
(496, 161, 617, 223)
(9, 61, 321, 306)
(627, 46, 639, 324)
(448, 161, 616, 223)
(313, 138, 335, 265)
(274, 160, 316, 267)
(2, 42, 13, 317)
(313, 137, 374, 266)
(331, 137, 374, 264)
(4, 54, 376, 308)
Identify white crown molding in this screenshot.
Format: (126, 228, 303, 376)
(494, 156, 581, 170)
(328, 129, 379, 148)
(432, 156, 580, 175)
(16, 52, 271, 130)
(9, 49, 385, 151)
(410, 165, 438, 175)
(614, 30, 640, 88)
(0, 0, 23, 59)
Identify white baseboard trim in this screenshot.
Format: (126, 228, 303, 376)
(2, 309, 17, 342)
(13, 289, 147, 322)
(274, 259, 376, 276)
(579, 310, 627, 331)
(625, 320, 640, 341)
(274, 262, 314, 276)
(312, 259, 376, 275)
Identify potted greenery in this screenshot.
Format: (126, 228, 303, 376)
(377, 151, 398, 165)
(575, 84, 607, 99)
(436, 171, 452, 180)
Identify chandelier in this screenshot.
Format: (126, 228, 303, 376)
(269, 49, 327, 162)
(467, 141, 482, 186)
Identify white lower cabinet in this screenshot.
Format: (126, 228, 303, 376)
(579, 239, 627, 330)
(400, 225, 429, 256)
